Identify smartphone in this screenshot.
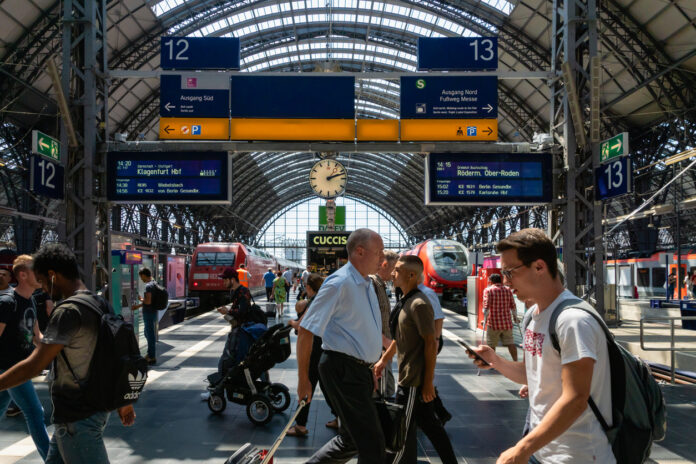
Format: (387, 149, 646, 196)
(459, 340, 491, 366)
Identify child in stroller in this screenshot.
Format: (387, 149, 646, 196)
(206, 322, 293, 425)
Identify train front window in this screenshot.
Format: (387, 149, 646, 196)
(196, 252, 236, 266)
(428, 240, 468, 281)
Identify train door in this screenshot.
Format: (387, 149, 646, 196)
(668, 264, 688, 299)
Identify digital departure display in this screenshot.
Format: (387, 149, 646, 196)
(425, 153, 552, 205)
(107, 152, 231, 204)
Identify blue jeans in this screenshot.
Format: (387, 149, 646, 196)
(0, 370, 49, 460)
(143, 310, 158, 358)
(46, 411, 111, 464)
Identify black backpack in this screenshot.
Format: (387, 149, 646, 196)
(149, 282, 169, 310)
(527, 297, 667, 463)
(248, 295, 267, 326)
(57, 294, 148, 412)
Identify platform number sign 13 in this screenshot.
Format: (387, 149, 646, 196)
(596, 156, 630, 201)
(30, 156, 64, 199)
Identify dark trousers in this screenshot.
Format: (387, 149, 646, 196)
(307, 352, 385, 464)
(265, 287, 273, 300)
(388, 386, 457, 464)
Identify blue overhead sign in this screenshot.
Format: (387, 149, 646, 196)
(29, 156, 64, 199)
(418, 37, 498, 70)
(400, 76, 498, 119)
(160, 74, 230, 118)
(425, 153, 552, 205)
(106, 152, 231, 204)
(230, 76, 355, 119)
(596, 156, 631, 200)
(160, 37, 240, 70)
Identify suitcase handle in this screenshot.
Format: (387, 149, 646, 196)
(260, 399, 307, 464)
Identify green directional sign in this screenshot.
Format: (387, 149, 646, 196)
(600, 132, 628, 163)
(31, 130, 61, 162)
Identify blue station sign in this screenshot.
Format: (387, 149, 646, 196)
(596, 156, 631, 200)
(160, 74, 230, 118)
(425, 153, 552, 205)
(400, 76, 498, 119)
(418, 37, 498, 71)
(230, 76, 355, 119)
(29, 156, 64, 199)
(106, 152, 231, 204)
(160, 37, 240, 70)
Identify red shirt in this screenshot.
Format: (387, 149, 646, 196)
(483, 284, 516, 330)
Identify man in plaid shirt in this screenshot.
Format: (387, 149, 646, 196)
(483, 273, 519, 361)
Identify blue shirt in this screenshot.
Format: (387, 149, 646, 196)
(418, 283, 444, 321)
(300, 261, 382, 363)
(263, 271, 275, 288)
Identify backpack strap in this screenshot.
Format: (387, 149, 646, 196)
(548, 297, 617, 433)
(54, 294, 106, 389)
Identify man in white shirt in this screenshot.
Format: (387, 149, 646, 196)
(470, 228, 614, 464)
(282, 268, 294, 301)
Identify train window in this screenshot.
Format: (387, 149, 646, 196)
(637, 268, 650, 287)
(196, 252, 236, 266)
(606, 267, 615, 284)
(652, 268, 666, 288)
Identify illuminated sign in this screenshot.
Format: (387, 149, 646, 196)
(400, 76, 498, 119)
(425, 153, 552, 205)
(159, 117, 229, 140)
(112, 250, 143, 265)
(106, 151, 231, 204)
(400, 119, 497, 141)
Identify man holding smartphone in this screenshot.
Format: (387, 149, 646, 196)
(375, 255, 456, 464)
(468, 229, 614, 464)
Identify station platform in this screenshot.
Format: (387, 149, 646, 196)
(1, 297, 695, 464)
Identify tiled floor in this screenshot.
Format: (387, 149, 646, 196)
(1, 297, 694, 463)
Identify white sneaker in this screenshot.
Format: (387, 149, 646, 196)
(200, 392, 210, 401)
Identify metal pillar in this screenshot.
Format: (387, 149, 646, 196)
(61, 0, 110, 291)
(550, 0, 605, 314)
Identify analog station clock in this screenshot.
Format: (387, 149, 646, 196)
(309, 159, 347, 198)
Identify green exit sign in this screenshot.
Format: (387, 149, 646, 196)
(600, 132, 628, 163)
(31, 130, 61, 162)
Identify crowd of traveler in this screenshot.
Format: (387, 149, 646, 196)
(0, 226, 622, 464)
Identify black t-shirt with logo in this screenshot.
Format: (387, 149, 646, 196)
(0, 291, 37, 369)
(143, 280, 158, 313)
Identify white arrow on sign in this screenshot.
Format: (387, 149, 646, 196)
(39, 138, 49, 151)
(483, 104, 493, 113)
(611, 139, 622, 151)
(164, 102, 175, 112)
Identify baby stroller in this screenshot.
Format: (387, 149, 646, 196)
(206, 323, 293, 425)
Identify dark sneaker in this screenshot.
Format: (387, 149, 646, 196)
(145, 356, 157, 365)
(5, 406, 22, 417)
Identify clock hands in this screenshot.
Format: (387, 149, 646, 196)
(326, 173, 345, 181)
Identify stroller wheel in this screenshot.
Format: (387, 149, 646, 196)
(208, 393, 227, 414)
(268, 383, 291, 412)
(246, 395, 273, 425)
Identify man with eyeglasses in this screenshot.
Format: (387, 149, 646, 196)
(468, 228, 614, 464)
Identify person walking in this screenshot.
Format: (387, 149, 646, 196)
(297, 228, 386, 464)
(483, 273, 519, 361)
(375, 255, 457, 464)
(0, 243, 136, 464)
(263, 268, 275, 301)
(0, 255, 50, 460)
(469, 228, 615, 463)
(272, 271, 287, 317)
(283, 267, 294, 301)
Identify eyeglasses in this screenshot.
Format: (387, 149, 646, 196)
(501, 263, 526, 280)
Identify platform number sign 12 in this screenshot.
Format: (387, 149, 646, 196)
(160, 37, 240, 70)
(29, 156, 64, 199)
(596, 156, 630, 200)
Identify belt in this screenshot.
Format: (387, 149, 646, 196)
(324, 350, 375, 369)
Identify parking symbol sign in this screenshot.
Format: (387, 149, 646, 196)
(467, 126, 477, 136)
(192, 125, 202, 135)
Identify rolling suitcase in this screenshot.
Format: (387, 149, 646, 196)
(224, 400, 306, 464)
(265, 303, 276, 317)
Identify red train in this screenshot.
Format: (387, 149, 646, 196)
(404, 239, 472, 303)
(189, 242, 302, 310)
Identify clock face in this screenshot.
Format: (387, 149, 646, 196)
(309, 159, 347, 198)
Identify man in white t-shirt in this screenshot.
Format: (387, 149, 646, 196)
(469, 228, 614, 464)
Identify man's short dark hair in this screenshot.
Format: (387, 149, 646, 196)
(138, 267, 152, 278)
(496, 228, 559, 279)
(489, 273, 502, 284)
(32, 243, 80, 280)
(307, 273, 324, 293)
(398, 255, 424, 275)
